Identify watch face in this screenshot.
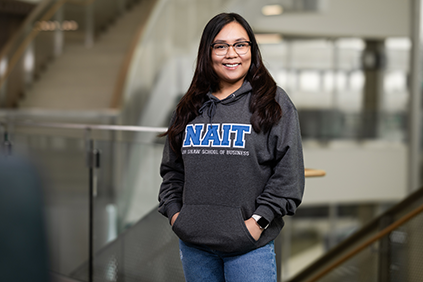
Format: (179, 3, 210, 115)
(257, 217, 269, 229)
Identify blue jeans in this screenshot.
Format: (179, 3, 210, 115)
(179, 240, 277, 282)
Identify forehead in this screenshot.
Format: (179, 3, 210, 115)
(213, 22, 249, 42)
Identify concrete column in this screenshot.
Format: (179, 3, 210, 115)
(409, 0, 423, 192)
(285, 40, 293, 94)
(54, 6, 64, 57)
(23, 42, 34, 87)
(360, 39, 386, 139)
(85, 2, 94, 48)
(332, 40, 339, 109)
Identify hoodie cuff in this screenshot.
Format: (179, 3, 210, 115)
(166, 202, 182, 225)
(254, 205, 277, 224)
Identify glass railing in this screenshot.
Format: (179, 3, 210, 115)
(286, 187, 423, 282)
(298, 110, 406, 141)
(1, 117, 416, 282)
(2, 119, 170, 281)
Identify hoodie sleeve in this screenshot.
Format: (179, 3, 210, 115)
(254, 89, 305, 223)
(158, 134, 185, 224)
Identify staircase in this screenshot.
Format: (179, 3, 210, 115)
(18, 0, 155, 111)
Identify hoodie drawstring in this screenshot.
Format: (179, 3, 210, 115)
(199, 99, 219, 127)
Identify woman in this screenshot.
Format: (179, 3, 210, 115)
(158, 12, 304, 282)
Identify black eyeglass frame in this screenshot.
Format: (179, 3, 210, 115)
(210, 41, 252, 56)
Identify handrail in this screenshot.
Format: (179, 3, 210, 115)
(304, 168, 326, 177)
(0, 0, 98, 96)
(287, 186, 423, 282)
(304, 203, 423, 282)
(14, 120, 167, 133)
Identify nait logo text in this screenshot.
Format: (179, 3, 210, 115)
(183, 124, 251, 148)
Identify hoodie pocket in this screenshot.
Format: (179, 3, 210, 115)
(172, 204, 257, 253)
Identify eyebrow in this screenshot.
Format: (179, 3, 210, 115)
(212, 38, 249, 43)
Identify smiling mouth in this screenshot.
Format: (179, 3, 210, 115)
(224, 63, 240, 68)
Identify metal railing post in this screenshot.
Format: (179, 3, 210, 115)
(0, 122, 12, 157)
(378, 215, 393, 282)
(85, 128, 101, 282)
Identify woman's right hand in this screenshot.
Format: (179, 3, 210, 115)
(244, 217, 263, 241)
(171, 212, 180, 226)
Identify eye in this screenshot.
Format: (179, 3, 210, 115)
(235, 43, 247, 48)
(214, 44, 227, 50)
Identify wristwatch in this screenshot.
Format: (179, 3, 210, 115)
(252, 214, 270, 230)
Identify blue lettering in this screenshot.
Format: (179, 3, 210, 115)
(183, 123, 251, 148)
(221, 124, 231, 147)
(201, 125, 221, 146)
(231, 125, 251, 148)
(183, 124, 204, 147)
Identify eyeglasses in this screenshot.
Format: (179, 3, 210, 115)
(211, 41, 251, 56)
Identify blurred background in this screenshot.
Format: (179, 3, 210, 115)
(0, 0, 422, 281)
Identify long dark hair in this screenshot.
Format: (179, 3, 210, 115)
(162, 13, 282, 154)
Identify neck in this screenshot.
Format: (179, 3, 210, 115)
(213, 79, 244, 100)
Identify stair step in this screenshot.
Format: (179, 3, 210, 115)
(20, 0, 152, 110)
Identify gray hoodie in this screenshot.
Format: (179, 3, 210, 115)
(158, 81, 304, 254)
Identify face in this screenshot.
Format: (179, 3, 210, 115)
(211, 21, 252, 90)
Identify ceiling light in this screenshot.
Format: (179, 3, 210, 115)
(262, 4, 283, 16)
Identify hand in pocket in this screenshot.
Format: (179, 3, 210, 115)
(171, 212, 180, 226)
(244, 217, 263, 241)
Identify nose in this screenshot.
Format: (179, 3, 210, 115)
(225, 45, 238, 57)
